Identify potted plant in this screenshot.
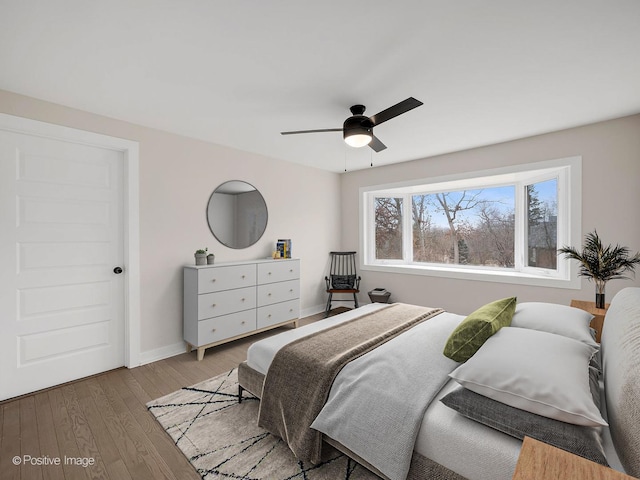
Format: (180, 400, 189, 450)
(559, 230, 640, 308)
(194, 248, 208, 266)
(207, 252, 215, 265)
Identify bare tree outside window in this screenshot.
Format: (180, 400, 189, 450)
(375, 197, 403, 259)
(475, 205, 515, 267)
(411, 187, 515, 267)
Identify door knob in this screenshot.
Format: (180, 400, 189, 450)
(113, 267, 123, 274)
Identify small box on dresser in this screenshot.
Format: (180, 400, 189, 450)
(184, 258, 300, 360)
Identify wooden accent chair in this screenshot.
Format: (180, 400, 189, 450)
(325, 251, 361, 317)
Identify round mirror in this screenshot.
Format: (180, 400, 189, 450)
(207, 181, 268, 249)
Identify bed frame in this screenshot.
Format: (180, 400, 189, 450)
(237, 287, 640, 479)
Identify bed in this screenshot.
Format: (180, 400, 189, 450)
(237, 288, 640, 480)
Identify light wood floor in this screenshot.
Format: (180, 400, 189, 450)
(0, 309, 344, 480)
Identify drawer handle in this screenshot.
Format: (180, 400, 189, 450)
(268, 314, 272, 318)
(211, 328, 216, 332)
(290, 269, 293, 272)
(212, 279, 216, 282)
(289, 308, 293, 312)
(242, 275, 245, 279)
(268, 293, 272, 296)
(241, 297, 245, 301)
(212, 303, 217, 307)
(268, 272, 272, 275)
(290, 289, 293, 292)
(241, 321, 245, 325)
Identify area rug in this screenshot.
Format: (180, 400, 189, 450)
(147, 368, 379, 479)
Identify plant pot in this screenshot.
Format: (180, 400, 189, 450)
(207, 254, 215, 265)
(195, 253, 207, 265)
(596, 293, 606, 309)
(595, 282, 606, 309)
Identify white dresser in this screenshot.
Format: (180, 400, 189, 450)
(184, 258, 300, 360)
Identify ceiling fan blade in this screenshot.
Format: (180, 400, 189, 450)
(369, 135, 387, 152)
(369, 97, 423, 126)
(281, 128, 342, 135)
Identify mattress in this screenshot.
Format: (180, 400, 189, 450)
(245, 304, 624, 479)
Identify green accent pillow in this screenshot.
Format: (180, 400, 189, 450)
(443, 297, 517, 362)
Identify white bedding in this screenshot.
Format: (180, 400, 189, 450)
(417, 379, 521, 480)
(246, 304, 624, 479)
(311, 309, 460, 480)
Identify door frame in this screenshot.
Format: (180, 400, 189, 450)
(0, 113, 141, 367)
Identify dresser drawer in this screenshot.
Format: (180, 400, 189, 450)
(257, 260, 300, 284)
(257, 299, 299, 329)
(257, 279, 300, 307)
(197, 310, 256, 345)
(198, 286, 256, 320)
(198, 264, 257, 294)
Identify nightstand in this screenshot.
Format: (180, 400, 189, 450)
(570, 299, 610, 343)
(512, 437, 633, 480)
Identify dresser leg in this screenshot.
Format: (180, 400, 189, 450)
(197, 347, 205, 361)
(186, 343, 193, 353)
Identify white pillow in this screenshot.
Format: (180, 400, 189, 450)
(511, 302, 596, 346)
(449, 327, 607, 427)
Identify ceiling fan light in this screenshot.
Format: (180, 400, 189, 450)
(343, 115, 373, 148)
(345, 133, 372, 148)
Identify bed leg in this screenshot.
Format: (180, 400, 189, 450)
(238, 385, 244, 404)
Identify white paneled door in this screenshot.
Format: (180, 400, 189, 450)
(0, 130, 125, 401)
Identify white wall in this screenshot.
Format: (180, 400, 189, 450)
(0, 89, 342, 359)
(341, 114, 640, 315)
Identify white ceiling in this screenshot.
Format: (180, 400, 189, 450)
(1, 1, 639, 173)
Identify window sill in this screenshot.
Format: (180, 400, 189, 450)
(361, 263, 581, 289)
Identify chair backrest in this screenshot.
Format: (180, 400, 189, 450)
(329, 251, 358, 290)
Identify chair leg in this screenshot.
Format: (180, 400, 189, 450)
(353, 292, 359, 309)
(325, 292, 333, 317)
(238, 385, 244, 404)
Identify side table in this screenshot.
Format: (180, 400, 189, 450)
(570, 299, 610, 343)
(512, 436, 633, 480)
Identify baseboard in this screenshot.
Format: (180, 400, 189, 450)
(139, 341, 186, 366)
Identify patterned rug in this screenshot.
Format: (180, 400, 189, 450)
(147, 368, 379, 479)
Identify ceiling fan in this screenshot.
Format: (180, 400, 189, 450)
(281, 97, 423, 152)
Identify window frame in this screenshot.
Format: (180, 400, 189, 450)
(360, 157, 582, 289)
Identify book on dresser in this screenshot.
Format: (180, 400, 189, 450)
(183, 258, 300, 361)
(276, 239, 292, 258)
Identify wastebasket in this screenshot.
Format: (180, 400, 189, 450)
(368, 288, 391, 303)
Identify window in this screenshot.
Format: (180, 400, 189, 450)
(361, 158, 581, 288)
(411, 186, 516, 267)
